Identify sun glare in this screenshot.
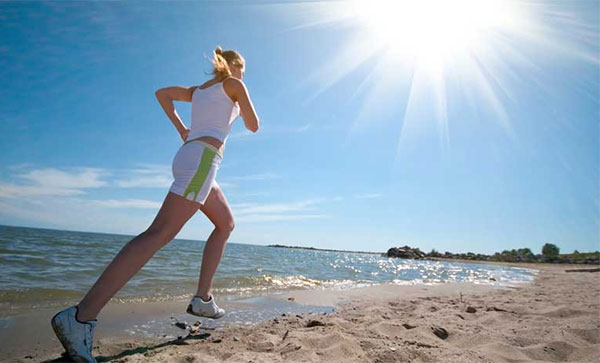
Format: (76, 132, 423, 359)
(282, 0, 597, 163)
(352, 0, 516, 64)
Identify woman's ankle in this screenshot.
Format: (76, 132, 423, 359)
(195, 293, 211, 302)
(75, 304, 96, 322)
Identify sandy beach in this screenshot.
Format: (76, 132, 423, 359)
(1, 0, 597, 362)
(1, 261, 597, 362)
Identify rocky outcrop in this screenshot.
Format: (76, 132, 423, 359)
(385, 246, 427, 260)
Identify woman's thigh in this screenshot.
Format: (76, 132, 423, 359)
(200, 183, 235, 231)
(147, 191, 201, 240)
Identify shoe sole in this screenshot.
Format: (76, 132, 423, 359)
(186, 304, 225, 319)
(50, 311, 95, 362)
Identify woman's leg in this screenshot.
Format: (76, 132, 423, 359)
(195, 183, 235, 300)
(76, 191, 201, 322)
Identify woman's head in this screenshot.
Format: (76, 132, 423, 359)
(211, 45, 245, 80)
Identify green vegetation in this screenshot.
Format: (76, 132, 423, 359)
(542, 243, 560, 258)
(419, 244, 599, 265)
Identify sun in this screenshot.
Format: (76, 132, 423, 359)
(351, 0, 516, 65)
(278, 0, 596, 163)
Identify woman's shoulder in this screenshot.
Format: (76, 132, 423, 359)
(222, 76, 244, 88)
(222, 76, 245, 102)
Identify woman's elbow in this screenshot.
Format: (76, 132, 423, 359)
(155, 89, 169, 100)
(246, 118, 259, 133)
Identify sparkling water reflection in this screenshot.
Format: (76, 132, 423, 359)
(0, 225, 537, 316)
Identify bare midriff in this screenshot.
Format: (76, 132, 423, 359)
(190, 136, 225, 155)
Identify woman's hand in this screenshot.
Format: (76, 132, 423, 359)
(180, 128, 190, 142)
(155, 88, 194, 142)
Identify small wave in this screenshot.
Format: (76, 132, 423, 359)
(212, 274, 364, 294)
(0, 288, 83, 303)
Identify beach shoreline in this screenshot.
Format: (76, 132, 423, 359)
(3, 261, 598, 362)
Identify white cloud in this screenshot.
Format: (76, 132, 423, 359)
(91, 199, 162, 209)
(0, 167, 109, 198)
(112, 164, 172, 188)
(128, 163, 171, 175)
(230, 197, 340, 223)
(0, 196, 153, 235)
(0, 164, 218, 236)
(17, 167, 108, 188)
(231, 199, 317, 214)
(111, 163, 242, 189)
(0, 183, 85, 197)
(115, 175, 173, 188)
(0, 163, 340, 233)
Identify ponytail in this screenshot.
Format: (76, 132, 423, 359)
(210, 45, 245, 80)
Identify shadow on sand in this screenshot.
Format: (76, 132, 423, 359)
(43, 332, 211, 362)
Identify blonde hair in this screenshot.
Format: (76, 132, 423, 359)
(210, 45, 245, 80)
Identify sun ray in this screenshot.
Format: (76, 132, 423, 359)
(432, 67, 451, 159)
(344, 49, 417, 147)
(299, 31, 383, 105)
(277, 0, 599, 161)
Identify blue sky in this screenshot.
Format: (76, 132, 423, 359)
(0, 0, 598, 254)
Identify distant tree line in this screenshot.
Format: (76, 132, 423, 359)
(386, 243, 599, 264)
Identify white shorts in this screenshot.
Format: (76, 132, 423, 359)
(169, 140, 223, 205)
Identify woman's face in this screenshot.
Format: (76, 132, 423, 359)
(231, 64, 245, 80)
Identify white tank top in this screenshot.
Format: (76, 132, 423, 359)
(187, 81, 240, 144)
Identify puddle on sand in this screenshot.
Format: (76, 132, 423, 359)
(123, 295, 335, 338)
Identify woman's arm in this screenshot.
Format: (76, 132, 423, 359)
(154, 86, 197, 141)
(224, 78, 259, 133)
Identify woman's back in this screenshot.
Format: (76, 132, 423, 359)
(188, 80, 240, 145)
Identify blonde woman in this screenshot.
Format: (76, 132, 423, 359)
(50, 46, 259, 362)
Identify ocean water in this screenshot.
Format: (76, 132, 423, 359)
(0, 225, 537, 317)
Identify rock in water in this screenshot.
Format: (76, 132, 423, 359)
(385, 245, 427, 260)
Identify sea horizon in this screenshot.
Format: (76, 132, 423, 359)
(0, 223, 385, 254)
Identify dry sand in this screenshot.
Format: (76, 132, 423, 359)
(8, 262, 600, 362)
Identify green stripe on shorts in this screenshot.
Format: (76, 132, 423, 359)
(183, 147, 217, 201)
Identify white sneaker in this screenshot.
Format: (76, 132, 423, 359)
(51, 305, 98, 362)
(186, 294, 226, 319)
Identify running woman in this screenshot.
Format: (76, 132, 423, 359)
(51, 45, 259, 362)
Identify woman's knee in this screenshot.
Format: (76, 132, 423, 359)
(215, 219, 235, 234)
